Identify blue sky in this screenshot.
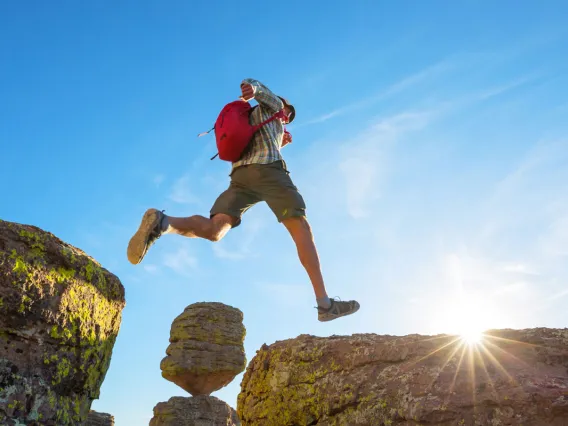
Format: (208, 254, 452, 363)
(1, 1, 567, 424)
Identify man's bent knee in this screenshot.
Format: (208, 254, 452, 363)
(208, 214, 237, 242)
(208, 233, 223, 242)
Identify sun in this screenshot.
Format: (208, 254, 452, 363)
(460, 328, 484, 345)
(455, 316, 487, 345)
(432, 295, 493, 345)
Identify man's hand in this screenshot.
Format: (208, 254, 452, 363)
(241, 83, 255, 101)
(282, 129, 292, 147)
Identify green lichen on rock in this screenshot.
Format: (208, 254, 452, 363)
(236, 340, 337, 425)
(49, 267, 76, 284)
(85, 410, 115, 426)
(169, 302, 246, 346)
(150, 396, 240, 426)
(237, 331, 568, 425)
(60, 246, 78, 264)
(10, 250, 29, 276)
(18, 229, 46, 262)
(160, 302, 247, 396)
(0, 220, 126, 425)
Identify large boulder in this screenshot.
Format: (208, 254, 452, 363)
(86, 410, 114, 426)
(237, 329, 568, 425)
(149, 396, 240, 426)
(160, 302, 246, 396)
(0, 219, 125, 425)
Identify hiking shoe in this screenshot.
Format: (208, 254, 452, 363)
(317, 298, 360, 322)
(127, 208, 165, 265)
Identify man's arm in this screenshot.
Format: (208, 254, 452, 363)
(241, 78, 284, 113)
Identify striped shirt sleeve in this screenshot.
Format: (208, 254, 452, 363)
(242, 78, 284, 113)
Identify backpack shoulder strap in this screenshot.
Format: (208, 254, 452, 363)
(253, 108, 286, 132)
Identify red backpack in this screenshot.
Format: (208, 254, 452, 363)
(199, 100, 286, 162)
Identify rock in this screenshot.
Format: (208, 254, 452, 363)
(86, 410, 115, 426)
(0, 219, 125, 425)
(237, 328, 568, 426)
(152, 303, 245, 424)
(149, 395, 240, 426)
(160, 302, 246, 396)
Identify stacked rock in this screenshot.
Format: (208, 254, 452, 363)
(149, 302, 246, 426)
(86, 411, 115, 426)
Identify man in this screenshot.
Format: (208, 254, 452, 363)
(127, 78, 360, 322)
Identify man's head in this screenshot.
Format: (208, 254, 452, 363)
(278, 96, 295, 123)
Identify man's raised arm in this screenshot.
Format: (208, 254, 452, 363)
(241, 78, 284, 113)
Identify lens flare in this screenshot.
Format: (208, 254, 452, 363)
(461, 328, 484, 345)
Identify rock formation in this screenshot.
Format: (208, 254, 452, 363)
(238, 328, 568, 425)
(149, 396, 240, 426)
(0, 219, 125, 425)
(86, 410, 115, 425)
(160, 302, 247, 395)
(150, 302, 245, 425)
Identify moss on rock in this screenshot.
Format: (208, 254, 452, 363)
(0, 219, 126, 425)
(160, 302, 246, 396)
(237, 331, 568, 425)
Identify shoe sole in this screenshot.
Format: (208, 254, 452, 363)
(318, 302, 360, 322)
(127, 209, 161, 265)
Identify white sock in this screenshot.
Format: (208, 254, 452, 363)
(317, 296, 331, 309)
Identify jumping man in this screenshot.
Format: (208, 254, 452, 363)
(126, 78, 360, 322)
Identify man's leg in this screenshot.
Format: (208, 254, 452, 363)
(281, 216, 327, 300)
(126, 209, 236, 265)
(164, 213, 235, 242)
(282, 216, 360, 321)
(258, 161, 360, 321)
(127, 172, 257, 265)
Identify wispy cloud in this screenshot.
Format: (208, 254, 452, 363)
(162, 245, 198, 276)
(548, 289, 568, 301)
(255, 282, 313, 306)
(338, 158, 378, 219)
(337, 109, 437, 219)
(295, 91, 567, 333)
(539, 212, 568, 257)
(472, 74, 538, 101)
(212, 245, 249, 260)
(395, 139, 568, 332)
(143, 264, 159, 274)
(502, 263, 539, 275)
(212, 214, 266, 259)
(169, 175, 199, 204)
(480, 139, 568, 241)
(300, 59, 453, 126)
(298, 72, 551, 227)
(300, 49, 541, 128)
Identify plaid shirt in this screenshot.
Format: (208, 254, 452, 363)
(231, 78, 287, 172)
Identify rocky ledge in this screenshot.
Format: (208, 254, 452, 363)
(238, 328, 568, 425)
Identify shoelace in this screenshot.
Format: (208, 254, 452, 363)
(146, 210, 166, 247)
(315, 296, 342, 312)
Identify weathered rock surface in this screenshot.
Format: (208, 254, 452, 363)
(86, 410, 115, 425)
(238, 328, 568, 425)
(160, 302, 246, 396)
(0, 219, 125, 425)
(149, 395, 240, 426)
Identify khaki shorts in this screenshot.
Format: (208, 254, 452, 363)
(210, 161, 306, 227)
